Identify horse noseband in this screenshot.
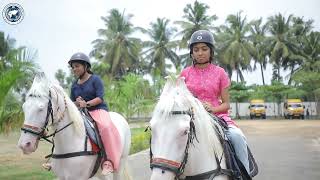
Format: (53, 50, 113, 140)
(150, 109, 198, 179)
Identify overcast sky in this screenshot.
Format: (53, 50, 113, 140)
(1, 0, 319, 85)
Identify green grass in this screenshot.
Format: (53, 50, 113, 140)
(130, 127, 151, 154)
(0, 127, 150, 179)
(0, 165, 55, 180)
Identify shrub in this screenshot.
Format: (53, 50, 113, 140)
(130, 128, 151, 154)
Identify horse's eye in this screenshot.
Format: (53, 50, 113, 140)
(183, 129, 190, 135)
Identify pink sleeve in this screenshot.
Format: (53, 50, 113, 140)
(220, 68, 230, 92)
(180, 68, 189, 80)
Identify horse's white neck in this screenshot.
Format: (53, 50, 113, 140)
(184, 111, 226, 176)
(183, 135, 221, 176)
(52, 111, 86, 154)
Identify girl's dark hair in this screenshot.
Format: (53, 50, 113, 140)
(87, 69, 93, 74)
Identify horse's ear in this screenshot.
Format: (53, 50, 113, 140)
(176, 76, 185, 86)
(176, 77, 188, 90)
(33, 72, 50, 88)
(161, 75, 176, 96)
(34, 72, 47, 82)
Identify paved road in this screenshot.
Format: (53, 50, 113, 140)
(126, 120, 320, 180)
(4, 120, 318, 180)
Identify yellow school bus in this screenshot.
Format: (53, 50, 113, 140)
(249, 99, 266, 119)
(283, 99, 305, 119)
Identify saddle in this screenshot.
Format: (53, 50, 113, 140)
(210, 114, 259, 180)
(80, 108, 106, 177)
(81, 110, 104, 151)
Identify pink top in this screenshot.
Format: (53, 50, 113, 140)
(180, 64, 236, 126)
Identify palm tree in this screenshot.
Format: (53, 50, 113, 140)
(139, 18, 179, 77)
(291, 16, 314, 49)
(299, 31, 320, 72)
(91, 9, 142, 79)
(174, 1, 218, 68)
(281, 16, 314, 84)
(175, 1, 218, 48)
(249, 18, 269, 85)
(266, 13, 297, 82)
(0, 32, 36, 105)
(216, 11, 254, 82)
(0, 32, 36, 132)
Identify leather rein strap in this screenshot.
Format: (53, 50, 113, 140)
(149, 109, 234, 180)
(149, 109, 198, 179)
(20, 90, 100, 177)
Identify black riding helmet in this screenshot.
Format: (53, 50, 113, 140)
(189, 30, 215, 64)
(68, 52, 91, 68)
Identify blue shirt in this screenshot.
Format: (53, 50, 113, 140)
(70, 74, 108, 111)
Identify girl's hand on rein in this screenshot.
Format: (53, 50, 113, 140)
(76, 96, 87, 108)
(78, 100, 87, 108)
(202, 102, 213, 113)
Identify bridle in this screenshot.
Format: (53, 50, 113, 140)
(148, 108, 234, 180)
(20, 88, 72, 144)
(20, 87, 102, 177)
(148, 108, 198, 179)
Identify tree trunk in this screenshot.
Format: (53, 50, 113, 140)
(273, 101, 277, 118)
(277, 66, 281, 82)
(260, 63, 265, 85)
(315, 93, 320, 118)
(236, 71, 239, 83)
(277, 102, 281, 117)
(235, 101, 240, 119)
(288, 66, 294, 85)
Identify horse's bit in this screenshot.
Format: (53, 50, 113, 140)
(20, 89, 71, 143)
(148, 109, 198, 179)
(148, 108, 234, 180)
(20, 89, 102, 177)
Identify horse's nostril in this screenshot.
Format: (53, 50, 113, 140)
(26, 142, 31, 147)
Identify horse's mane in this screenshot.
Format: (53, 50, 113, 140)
(152, 76, 224, 156)
(51, 84, 85, 135)
(27, 73, 85, 135)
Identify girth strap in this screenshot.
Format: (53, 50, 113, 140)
(185, 153, 234, 180)
(185, 168, 234, 180)
(50, 151, 97, 159)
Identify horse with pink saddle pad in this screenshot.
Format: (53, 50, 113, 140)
(18, 73, 131, 180)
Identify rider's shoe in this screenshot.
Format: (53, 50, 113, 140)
(101, 161, 114, 175)
(42, 163, 52, 171)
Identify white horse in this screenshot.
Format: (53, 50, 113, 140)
(149, 77, 229, 180)
(18, 73, 131, 180)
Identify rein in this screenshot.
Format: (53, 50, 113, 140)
(21, 90, 60, 144)
(148, 109, 198, 179)
(20, 89, 99, 168)
(148, 108, 234, 180)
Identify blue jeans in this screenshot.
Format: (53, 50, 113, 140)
(225, 125, 249, 173)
